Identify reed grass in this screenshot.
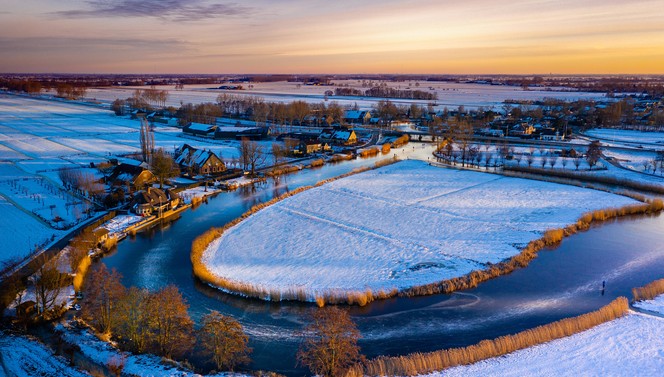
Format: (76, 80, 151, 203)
(381, 143, 391, 154)
(348, 297, 630, 376)
(400, 200, 663, 298)
(265, 165, 302, 177)
(359, 147, 381, 158)
(329, 154, 354, 163)
(632, 278, 664, 302)
(392, 134, 410, 148)
(309, 158, 325, 168)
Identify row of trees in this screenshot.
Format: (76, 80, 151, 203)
(111, 86, 169, 115)
(81, 264, 363, 375)
(438, 139, 604, 171)
(334, 86, 437, 100)
(57, 167, 104, 200)
(55, 84, 87, 100)
(81, 265, 250, 371)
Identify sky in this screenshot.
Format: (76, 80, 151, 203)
(1, 0, 664, 74)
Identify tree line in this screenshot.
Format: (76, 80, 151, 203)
(80, 263, 365, 376)
(334, 86, 437, 100)
(81, 264, 251, 372)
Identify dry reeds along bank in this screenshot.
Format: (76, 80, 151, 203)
(266, 165, 302, 177)
(329, 153, 354, 163)
(349, 297, 629, 377)
(309, 158, 325, 168)
(392, 134, 410, 148)
(632, 278, 664, 302)
(400, 199, 663, 299)
(359, 147, 380, 158)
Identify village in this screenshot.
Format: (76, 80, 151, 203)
(0, 75, 663, 377)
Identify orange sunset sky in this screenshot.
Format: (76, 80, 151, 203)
(1, 0, 663, 74)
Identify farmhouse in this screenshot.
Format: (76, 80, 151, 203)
(319, 129, 357, 145)
(296, 140, 331, 155)
(343, 110, 372, 125)
(108, 163, 155, 192)
(132, 187, 179, 216)
(214, 126, 269, 140)
(175, 144, 226, 176)
(540, 128, 565, 141)
(183, 123, 217, 138)
(92, 228, 110, 247)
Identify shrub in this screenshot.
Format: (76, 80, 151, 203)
(392, 134, 410, 148)
(309, 159, 325, 168)
(632, 278, 664, 302)
(350, 297, 629, 376)
(359, 147, 380, 158)
(381, 143, 391, 154)
(265, 165, 302, 177)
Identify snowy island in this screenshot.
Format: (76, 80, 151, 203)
(199, 160, 637, 303)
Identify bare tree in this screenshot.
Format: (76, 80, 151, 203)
(238, 138, 265, 176)
(139, 118, 155, 163)
(445, 120, 473, 166)
(81, 264, 125, 335)
(574, 155, 582, 170)
(297, 307, 363, 377)
(150, 148, 179, 188)
(32, 254, 68, 315)
(272, 143, 288, 168)
(115, 287, 151, 353)
(149, 285, 194, 359)
(586, 141, 602, 170)
(68, 230, 95, 272)
(198, 311, 251, 371)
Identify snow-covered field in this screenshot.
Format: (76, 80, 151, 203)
(436, 296, 664, 377)
(437, 311, 664, 377)
(585, 128, 664, 146)
(84, 81, 608, 111)
(202, 160, 636, 300)
(0, 195, 62, 265)
(0, 332, 88, 377)
(0, 94, 273, 265)
(634, 294, 664, 314)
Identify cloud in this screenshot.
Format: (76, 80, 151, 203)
(55, 0, 253, 21)
(0, 36, 191, 53)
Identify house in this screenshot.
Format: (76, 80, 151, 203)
(319, 129, 357, 145)
(539, 128, 565, 141)
(175, 144, 226, 176)
(214, 126, 270, 140)
(343, 110, 372, 125)
(92, 228, 110, 247)
(132, 187, 179, 216)
(510, 123, 535, 136)
(296, 140, 331, 155)
(108, 163, 155, 192)
(183, 123, 217, 138)
(16, 301, 37, 318)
